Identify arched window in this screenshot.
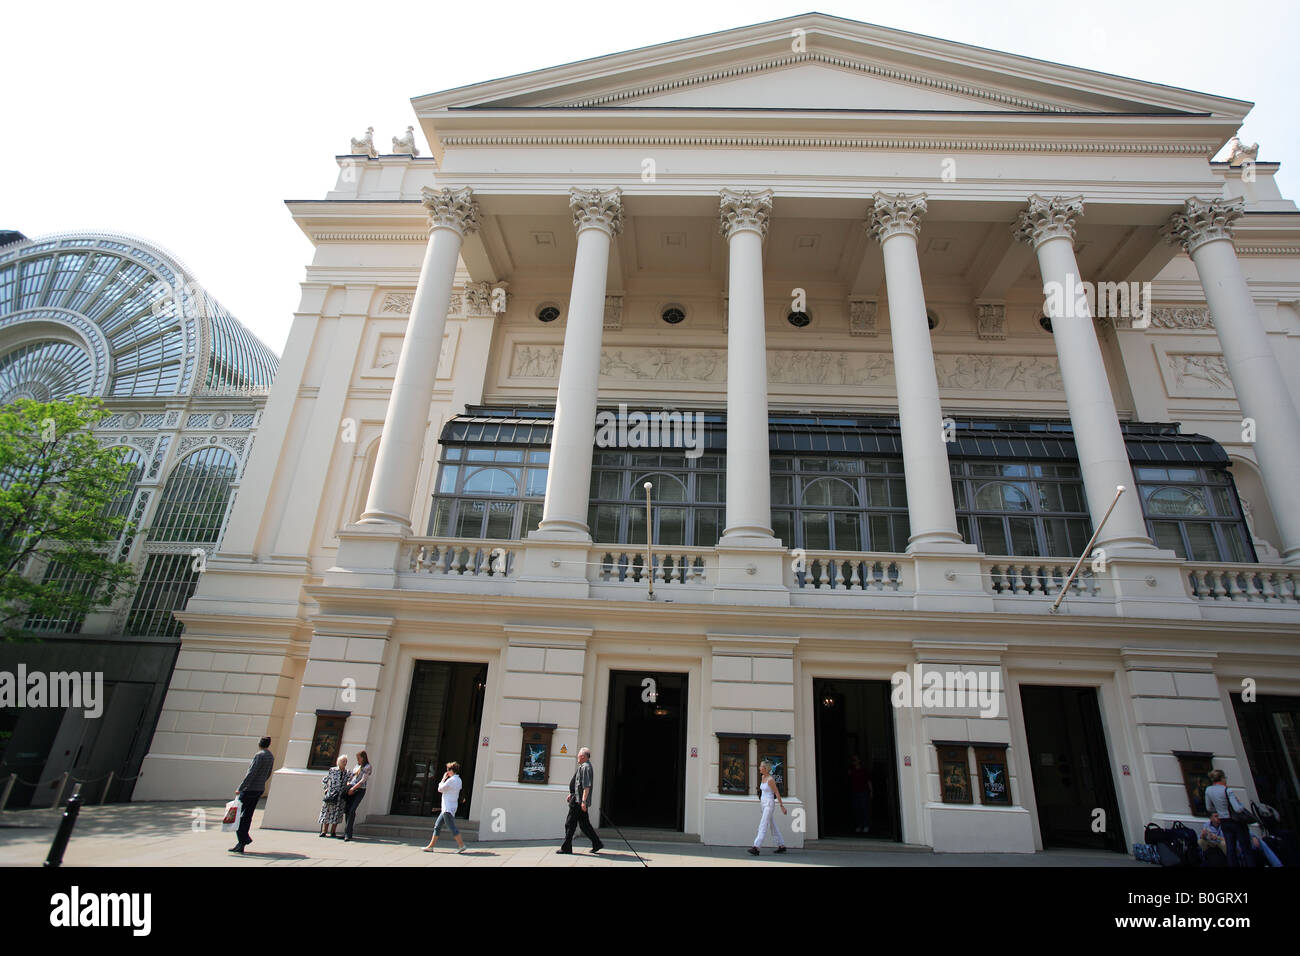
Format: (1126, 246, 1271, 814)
(103, 446, 144, 520)
(149, 446, 238, 543)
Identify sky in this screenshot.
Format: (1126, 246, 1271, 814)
(3, 0, 1296, 355)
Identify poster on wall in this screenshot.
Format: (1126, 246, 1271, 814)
(517, 723, 556, 784)
(975, 746, 1011, 805)
(938, 744, 973, 804)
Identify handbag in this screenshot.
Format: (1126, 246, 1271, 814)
(1228, 790, 1258, 825)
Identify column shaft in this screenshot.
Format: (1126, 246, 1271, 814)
(360, 187, 477, 529)
(720, 189, 776, 543)
(1187, 234, 1300, 563)
(870, 193, 965, 551)
(535, 188, 623, 540)
(1018, 196, 1151, 552)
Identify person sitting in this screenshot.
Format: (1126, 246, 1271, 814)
(1199, 812, 1227, 866)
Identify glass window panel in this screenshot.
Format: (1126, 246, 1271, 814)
(466, 448, 494, 462)
(627, 506, 647, 545)
(1222, 524, 1249, 563)
(484, 501, 515, 539)
(1008, 517, 1038, 556)
(802, 477, 857, 507)
(642, 473, 686, 502)
(455, 501, 486, 538)
(432, 499, 453, 536)
(868, 515, 891, 552)
(1135, 467, 1168, 480)
(770, 476, 792, 505)
(1144, 486, 1208, 517)
(1043, 518, 1072, 557)
(956, 514, 971, 546)
(802, 512, 831, 550)
(591, 505, 620, 543)
(978, 516, 1008, 554)
(1167, 468, 1198, 482)
(493, 449, 524, 462)
(771, 457, 793, 473)
(833, 512, 862, 551)
(1150, 521, 1187, 558)
(438, 465, 459, 494)
(463, 467, 519, 496)
(695, 509, 721, 547)
(1210, 487, 1234, 517)
(697, 473, 722, 503)
(595, 471, 623, 499)
(525, 468, 548, 497)
(528, 450, 550, 464)
(974, 482, 1032, 512)
(631, 454, 660, 468)
(827, 459, 861, 474)
(445, 447, 462, 461)
(1185, 523, 1218, 562)
(865, 477, 888, 508)
(658, 507, 687, 546)
(521, 501, 543, 536)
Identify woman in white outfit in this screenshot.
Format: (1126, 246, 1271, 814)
(749, 760, 788, 856)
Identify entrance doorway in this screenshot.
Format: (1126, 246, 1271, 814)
(601, 670, 687, 830)
(1232, 694, 1300, 830)
(390, 661, 487, 817)
(812, 678, 901, 840)
(1020, 685, 1124, 851)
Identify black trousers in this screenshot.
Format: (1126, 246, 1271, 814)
(1221, 819, 1251, 867)
(344, 789, 365, 838)
(235, 790, 262, 844)
(562, 802, 603, 850)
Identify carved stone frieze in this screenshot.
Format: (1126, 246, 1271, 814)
(975, 301, 1006, 340)
(604, 295, 623, 331)
(849, 298, 878, 336)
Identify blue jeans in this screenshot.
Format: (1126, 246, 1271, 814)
(433, 810, 459, 836)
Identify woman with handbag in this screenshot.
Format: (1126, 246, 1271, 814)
(319, 755, 349, 838)
(1204, 769, 1254, 866)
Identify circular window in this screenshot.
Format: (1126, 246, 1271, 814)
(1039, 315, 1054, 333)
(536, 304, 560, 323)
(661, 305, 686, 325)
(926, 309, 939, 330)
(787, 311, 811, 328)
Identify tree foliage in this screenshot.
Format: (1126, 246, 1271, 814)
(0, 397, 139, 638)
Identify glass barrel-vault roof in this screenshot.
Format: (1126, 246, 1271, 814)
(0, 232, 278, 399)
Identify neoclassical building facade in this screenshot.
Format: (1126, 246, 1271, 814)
(138, 15, 1300, 852)
(0, 230, 277, 806)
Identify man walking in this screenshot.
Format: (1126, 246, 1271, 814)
(229, 736, 274, 854)
(558, 747, 603, 854)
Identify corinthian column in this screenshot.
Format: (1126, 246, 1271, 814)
(360, 186, 479, 529)
(1165, 197, 1300, 564)
(534, 187, 623, 540)
(868, 193, 965, 551)
(719, 188, 778, 544)
(1015, 195, 1152, 553)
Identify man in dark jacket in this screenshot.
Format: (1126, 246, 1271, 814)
(230, 737, 274, 853)
(557, 747, 603, 854)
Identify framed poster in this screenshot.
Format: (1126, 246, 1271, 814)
(937, 744, 973, 804)
(517, 723, 557, 784)
(756, 736, 790, 797)
(718, 734, 749, 795)
(974, 745, 1011, 805)
(1173, 751, 1214, 816)
(307, 711, 350, 771)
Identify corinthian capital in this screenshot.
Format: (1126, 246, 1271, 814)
(719, 188, 774, 240)
(867, 193, 927, 242)
(421, 186, 480, 236)
(1014, 195, 1084, 248)
(1163, 197, 1244, 255)
(570, 187, 624, 236)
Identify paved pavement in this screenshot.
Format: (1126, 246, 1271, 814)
(0, 801, 1142, 867)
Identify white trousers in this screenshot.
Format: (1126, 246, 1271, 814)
(754, 802, 785, 848)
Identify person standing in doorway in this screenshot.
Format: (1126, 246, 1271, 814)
(229, 736, 273, 854)
(558, 747, 603, 854)
(343, 749, 372, 842)
(1204, 769, 1250, 866)
(748, 759, 787, 856)
(422, 761, 467, 853)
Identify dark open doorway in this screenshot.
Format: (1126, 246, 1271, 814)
(1232, 693, 1300, 831)
(1020, 684, 1124, 851)
(813, 678, 901, 840)
(601, 670, 687, 830)
(390, 660, 487, 817)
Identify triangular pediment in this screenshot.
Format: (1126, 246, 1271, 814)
(414, 13, 1252, 120)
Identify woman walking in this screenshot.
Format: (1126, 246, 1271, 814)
(319, 755, 348, 838)
(343, 750, 372, 842)
(422, 761, 467, 853)
(748, 760, 788, 856)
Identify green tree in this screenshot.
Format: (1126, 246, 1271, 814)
(0, 397, 139, 639)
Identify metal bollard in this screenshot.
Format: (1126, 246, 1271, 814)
(50, 771, 70, 809)
(0, 773, 15, 813)
(101, 772, 115, 805)
(44, 784, 83, 868)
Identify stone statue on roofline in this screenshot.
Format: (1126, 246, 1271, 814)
(392, 126, 420, 156)
(350, 127, 377, 158)
(1225, 136, 1259, 166)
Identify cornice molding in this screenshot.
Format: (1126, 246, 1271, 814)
(559, 51, 1075, 112)
(439, 133, 1216, 155)
(310, 232, 429, 242)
